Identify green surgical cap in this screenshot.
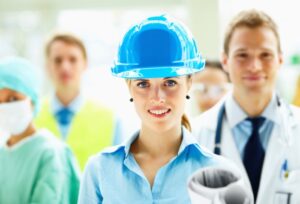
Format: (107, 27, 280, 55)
(0, 57, 40, 116)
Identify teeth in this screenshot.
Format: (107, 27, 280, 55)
(149, 109, 169, 115)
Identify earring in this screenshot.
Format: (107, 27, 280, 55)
(129, 98, 133, 102)
(186, 95, 190, 100)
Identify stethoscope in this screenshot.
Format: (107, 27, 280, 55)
(213, 94, 294, 155)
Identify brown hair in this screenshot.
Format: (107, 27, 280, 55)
(205, 60, 230, 82)
(223, 9, 282, 55)
(45, 32, 87, 60)
(182, 114, 191, 131)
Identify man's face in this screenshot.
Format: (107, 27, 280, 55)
(193, 67, 229, 112)
(47, 40, 87, 90)
(222, 26, 282, 95)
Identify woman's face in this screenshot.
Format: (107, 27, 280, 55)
(128, 76, 191, 132)
(0, 88, 27, 103)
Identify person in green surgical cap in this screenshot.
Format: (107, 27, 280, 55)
(0, 57, 80, 204)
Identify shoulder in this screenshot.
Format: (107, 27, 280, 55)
(85, 144, 125, 169)
(84, 99, 111, 111)
(191, 103, 222, 143)
(190, 142, 239, 170)
(36, 129, 65, 147)
(34, 129, 74, 161)
(192, 100, 223, 130)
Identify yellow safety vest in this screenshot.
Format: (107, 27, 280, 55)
(35, 100, 114, 170)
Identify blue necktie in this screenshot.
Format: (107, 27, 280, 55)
(243, 117, 265, 200)
(56, 107, 74, 126)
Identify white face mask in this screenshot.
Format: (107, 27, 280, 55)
(0, 98, 33, 140)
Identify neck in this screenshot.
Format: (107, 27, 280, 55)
(132, 124, 182, 157)
(56, 88, 80, 106)
(233, 89, 273, 117)
(7, 124, 36, 147)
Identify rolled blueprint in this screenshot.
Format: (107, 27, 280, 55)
(188, 167, 253, 204)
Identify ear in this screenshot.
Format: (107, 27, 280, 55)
(221, 52, 230, 74)
(278, 52, 283, 66)
(45, 60, 51, 73)
(82, 60, 88, 71)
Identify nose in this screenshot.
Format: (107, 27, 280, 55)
(249, 57, 262, 72)
(150, 85, 166, 104)
(60, 60, 72, 71)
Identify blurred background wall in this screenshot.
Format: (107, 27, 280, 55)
(1, 0, 300, 125)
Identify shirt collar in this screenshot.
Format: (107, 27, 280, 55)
(226, 92, 280, 128)
(261, 94, 281, 125)
(122, 127, 200, 158)
(177, 127, 199, 155)
(51, 92, 84, 114)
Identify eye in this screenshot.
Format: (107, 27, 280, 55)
(7, 95, 19, 103)
(261, 52, 273, 59)
(236, 52, 248, 59)
(55, 57, 62, 65)
(164, 80, 177, 87)
(137, 81, 149, 88)
(70, 56, 77, 63)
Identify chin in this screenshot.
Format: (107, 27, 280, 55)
(148, 121, 176, 132)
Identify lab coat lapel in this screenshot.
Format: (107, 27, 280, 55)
(256, 121, 290, 203)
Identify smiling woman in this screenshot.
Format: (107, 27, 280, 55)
(77, 15, 238, 204)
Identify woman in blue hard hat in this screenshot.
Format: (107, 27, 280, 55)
(78, 15, 239, 203)
(0, 57, 80, 204)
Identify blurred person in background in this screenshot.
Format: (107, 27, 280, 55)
(35, 32, 125, 170)
(0, 57, 80, 204)
(190, 60, 230, 116)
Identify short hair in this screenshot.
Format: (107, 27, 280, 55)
(223, 9, 281, 55)
(45, 32, 87, 60)
(205, 60, 222, 69)
(204, 60, 230, 82)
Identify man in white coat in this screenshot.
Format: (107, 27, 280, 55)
(192, 9, 300, 204)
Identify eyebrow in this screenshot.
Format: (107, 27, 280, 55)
(133, 77, 179, 81)
(233, 47, 275, 53)
(232, 48, 248, 53)
(164, 77, 179, 79)
(132, 79, 148, 82)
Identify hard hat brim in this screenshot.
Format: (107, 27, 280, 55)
(111, 64, 205, 79)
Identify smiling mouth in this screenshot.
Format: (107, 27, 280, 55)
(243, 76, 265, 80)
(148, 109, 171, 118)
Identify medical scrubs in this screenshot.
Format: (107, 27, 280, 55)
(78, 127, 224, 204)
(0, 129, 80, 204)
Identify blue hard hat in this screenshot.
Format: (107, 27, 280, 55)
(111, 15, 205, 79)
(0, 57, 40, 116)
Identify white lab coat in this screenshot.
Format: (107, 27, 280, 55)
(192, 98, 300, 204)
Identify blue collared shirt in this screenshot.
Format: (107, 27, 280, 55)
(51, 93, 84, 140)
(78, 128, 219, 204)
(225, 93, 280, 158)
